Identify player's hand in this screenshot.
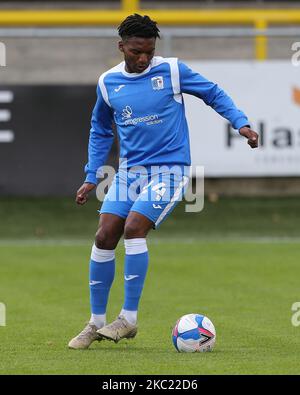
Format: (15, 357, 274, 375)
(239, 126, 259, 148)
(76, 182, 96, 205)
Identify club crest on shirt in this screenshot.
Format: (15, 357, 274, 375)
(151, 76, 164, 90)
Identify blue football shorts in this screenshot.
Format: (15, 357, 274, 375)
(99, 166, 190, 229)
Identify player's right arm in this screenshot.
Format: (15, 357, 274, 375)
(76, 83, 114, 205)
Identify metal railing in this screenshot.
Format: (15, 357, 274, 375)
(1, 0, 300, 60)
(0, 26, 299, 60)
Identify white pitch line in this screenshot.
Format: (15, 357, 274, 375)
(0, 236, 300, 247)
(0, 239, 92, 247)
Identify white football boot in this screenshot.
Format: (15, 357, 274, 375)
(68, 323, 102, 349)
(97, 315, 138, 343)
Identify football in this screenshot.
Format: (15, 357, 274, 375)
(172, 313, 216, 353)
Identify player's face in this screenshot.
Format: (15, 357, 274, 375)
(119, 37, 156, 73)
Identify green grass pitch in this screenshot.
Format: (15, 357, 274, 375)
(1, 197, 300, 374)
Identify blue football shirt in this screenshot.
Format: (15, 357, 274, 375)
(85, 57, 249, 184)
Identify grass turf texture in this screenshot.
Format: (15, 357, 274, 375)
(0, 197, 300, 374)
(1, 196, 300, 240)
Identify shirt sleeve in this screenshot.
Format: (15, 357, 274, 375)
(178, 61, 250, 130)
(84, 84, 114, 185)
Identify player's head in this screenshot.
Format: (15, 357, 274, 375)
(118, 14, 160, 74)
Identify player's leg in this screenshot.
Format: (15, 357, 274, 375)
(68, 213, 125, 349)
(89, 213, 125, 329)
(89, 170, 136, 330)
(120, 212, 153, 324)
(97, 212, 153, 342)
(69, 171, 132, 349)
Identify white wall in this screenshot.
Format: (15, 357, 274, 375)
(184, 61, 300, 177)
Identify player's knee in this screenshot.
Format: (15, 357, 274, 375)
(124, 220, 147, 239)
(95, 227, 118, 250)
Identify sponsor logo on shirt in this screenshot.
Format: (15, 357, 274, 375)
(121, 105, 133, 119)
(121, 105, 162, 126)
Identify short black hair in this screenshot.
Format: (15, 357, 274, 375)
(118, 14, 160, 40)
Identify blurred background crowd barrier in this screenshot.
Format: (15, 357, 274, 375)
(0, 0, 300, 196)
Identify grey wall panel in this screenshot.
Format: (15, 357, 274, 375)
(0, 85, 118, 196)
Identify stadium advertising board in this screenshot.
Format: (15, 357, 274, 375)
(185, 61, 300, 177)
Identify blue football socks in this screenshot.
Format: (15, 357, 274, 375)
(89, 244, 115, 328)
(121, 238, 149, 324)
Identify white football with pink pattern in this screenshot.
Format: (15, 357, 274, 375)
(172, 313, 216, 352)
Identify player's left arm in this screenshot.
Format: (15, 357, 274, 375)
(178, 61, 258, 148)
(238, 126, 258, 148)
